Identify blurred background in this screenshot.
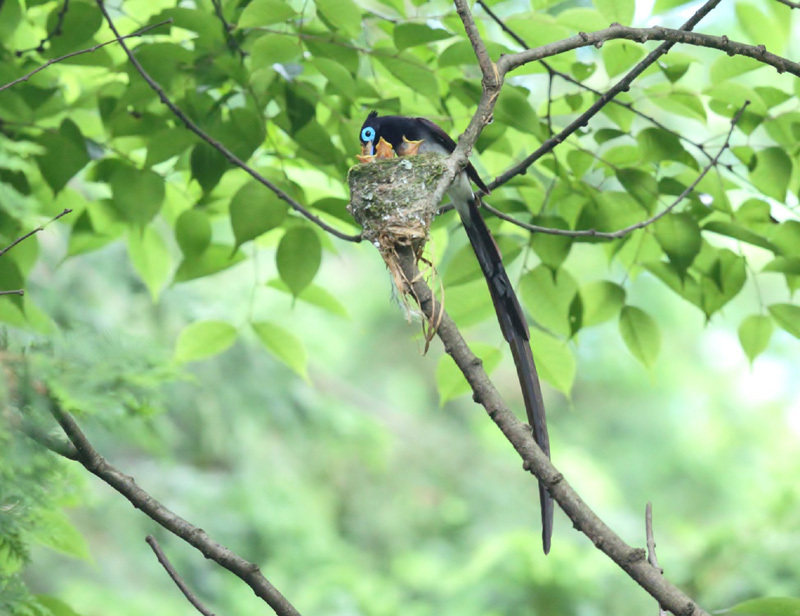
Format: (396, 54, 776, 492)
(16, 219, 800, 616)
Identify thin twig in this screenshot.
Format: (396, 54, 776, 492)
(0, 208, 72, 258)
(774, 0, 800, 8)
(646, 503, 669, 616)
(94, 0, 360, 244)
(146, 536, 217, 616)
(15, 0, 71, 56)
(481, 101, 748, 238)
(395, 244, 709, 616)
(209, 0, 245, 59)
(45, 401, 301, 616)
(1, 21, 171, 93)
(0, 290, 24, 296)
(486, 0, 723, 192)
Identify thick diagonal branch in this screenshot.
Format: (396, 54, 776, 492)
(395, 244, 708, 616)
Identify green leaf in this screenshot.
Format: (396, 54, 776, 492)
(519, 265, 578, 337)
(35, 596, 84, 616)
(314, 57, 356, 99)
(763, 257, 800, 276)
(436, 343, 502, 405)
(594, 0, 634, 24)
(494, 86, 540, 137)
(530, 329, 576, 395)
(111, 167, 165, 225)
(175, 209, 212, 257)
(36, 119, 90, 194)
(266, 280, 349, 318)
(735, 3, 785, 51)
(252, 32, 303, 66)
(710, 54, 764, 85)
(579, 281, 626, 327)
(738, 315, 773, 364)
(375, 52, 438, 102)
(617, 168, 658, 209)
(749, 147, 792, 202)
(238, 0, 296, 27)
(230, 181, 288, 249)
(315, 0, 362, 38)
(698, 249, 746, 317)
(530, 217, 572, 270)
(601, 40, 644, 78)
(702, 221, 776, 252)
(619, 306, 660, 368)
(174, 244, 245, 282)
(729, 597, 800, 616)
(28, 509, 91, 562)
(654, 213, 701, 274)
(127, 227, 170, 301)
(174, 321, 237, 363)
(276, 226, 322, 296)
(635, 127, 695, 167)
(394, 24, 452, 50)
(252, 321, 308, 379)
(190, 143, 228, 193)
(43, 1, 102, 58)
(768, 304, 800, 339)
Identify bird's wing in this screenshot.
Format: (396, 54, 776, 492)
(413, 118, 490, 194)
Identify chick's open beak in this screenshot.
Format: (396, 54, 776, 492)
(357, 137, 395, 164)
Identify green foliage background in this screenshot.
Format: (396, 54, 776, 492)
(0, 0, 799, 614)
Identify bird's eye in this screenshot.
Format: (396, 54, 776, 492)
(361, 126, 376, 142)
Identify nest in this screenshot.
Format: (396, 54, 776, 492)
(347, 153, 448, 345)
(348, 153, 447, 285)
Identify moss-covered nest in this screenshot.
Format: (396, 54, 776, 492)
(347, 153, 448, 254)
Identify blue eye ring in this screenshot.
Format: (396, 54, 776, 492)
(361, 126, 376, 142)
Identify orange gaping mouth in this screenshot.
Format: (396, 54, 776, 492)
(357, 137, 395, 163)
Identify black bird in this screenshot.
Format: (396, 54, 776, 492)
(358, 112, 553, 554)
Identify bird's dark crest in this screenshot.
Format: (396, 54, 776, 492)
(367, 110, 378, 120)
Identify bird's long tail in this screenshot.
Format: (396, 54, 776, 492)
(457, 196, 553, 555)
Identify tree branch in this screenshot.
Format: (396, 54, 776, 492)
(1, 22, 171, 93)
(485, 0, 722, 192)
(94, 0, 360, 244)
(146, 535, 217, 616)
(0, 208, 72, 258)
(481, 101, 747, 238)
(44, 401, 302, 616)
(395, 244, 708, 616)
(500, 26, 799, 78)
(646, 503, 669, 616)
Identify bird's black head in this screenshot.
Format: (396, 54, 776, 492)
(359, 111, 380, 153)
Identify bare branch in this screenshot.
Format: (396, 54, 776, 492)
(45, 401, 302, 616)
(0, 208, 72, 258)
(646, 503, 669, 616)
(486, 0, 722, 191)
(500, 26, 800, 77)
(1, 22, 171, 93)
(146, 536, 217, 616)
(454, 0, 497, 86)
(395, 244, 709, 616)
(94, 0, 360, 244)
(481, 102, 748, 238)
